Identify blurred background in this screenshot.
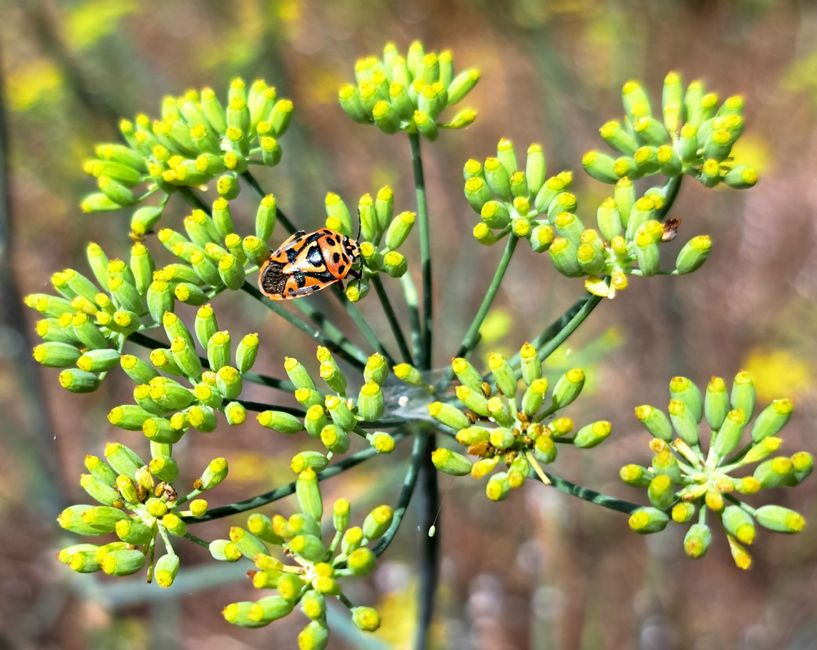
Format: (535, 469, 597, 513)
(2, 0, 817, 648)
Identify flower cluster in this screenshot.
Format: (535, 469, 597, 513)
(321, 187, 415, 301)
(108, 308, 262, 439)
(465, 136, 715, 299)
(621, 373, 811, 568)
(216, 470, 389, 643)
(429, 343, 611, 500)
(338, 40, 480, 139)
(82, 78, 293, 224)
(258, 348, 397, 456)
(584, 73, 757, 189)
(57, 440, 226, 585)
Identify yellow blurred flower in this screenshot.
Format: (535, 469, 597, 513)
(741, 347, 812, 402)
(65, 0, 139, 50)
(6, 60, 63, 112)
(729, 134, 773, 175)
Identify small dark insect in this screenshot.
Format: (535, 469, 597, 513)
(258, 228, 361, 300)
(662, 217, 682, 242)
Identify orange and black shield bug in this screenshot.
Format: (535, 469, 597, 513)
(258, 228, 361, 300)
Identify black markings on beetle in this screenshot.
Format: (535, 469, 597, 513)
(332, 252, 341, 263)
(307, 245, 323, 266)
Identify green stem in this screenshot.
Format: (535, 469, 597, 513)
(182, 433, 406, 523)
(544, 472, 641, 514)
(176, 186, 210, 212)
(409, 133, 433, 369)
(127, 330, 295, 392)
(656, 175, 683, 220)
(372, 275, 414, 364)
(371, 431, 425, 557)
(183, 532, 211, 550)
(454, 234, 518, 359)
(400, 272, 422, 363)
(242, 282, 368, 367)
(331, 285, 397, 365)
(508, 292, 602, 370)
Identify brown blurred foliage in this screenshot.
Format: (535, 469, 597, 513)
(1, 1, 816, 648)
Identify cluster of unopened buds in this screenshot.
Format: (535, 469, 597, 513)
(622, 373, 810, 568)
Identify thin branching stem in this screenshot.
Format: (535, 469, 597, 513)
(372, 275, 414, 364)
(400, 272, 422, 363)
(408, 133, 433, 369)
(242, 282, 369, 367)
(544, 472, 641, 514)
(331, 285, 397, 365)
(183, 432, 406, 523)
(454, 234, 518, 359)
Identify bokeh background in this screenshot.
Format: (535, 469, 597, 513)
(2, 1, 817, 648)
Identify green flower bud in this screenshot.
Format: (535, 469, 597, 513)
(428, 401, 470, 430)
(104, 442, 145, 478)
(148, 454, 179, 482)
(325, 394, 357, 430)
(303, 404, 328, 437)
(142, 417, 184, 444)
(730, 371, 756, 420)
(669, 376, 703, 422)
(671, 502, 696, 524)
(712, 408, 748, 458)
(660, 70, 684, 133)
(170, 336, 202, 379)
(599, 119, 638, 155)
(628, 507, 669, 534)
(574, 420, 612, 449)
(367, 431, 395, 453)
(216, 254, 244, 290)
(380, 211, 416, 252)
(84, 454, 117, 487)
(486, 472, 511, 501)
(341, 526, 363, 554)
(487, 426, 513, 450)
(257, 410, 303, 434)
(148, 348, 183, 377)
(455, 384, 489, 418)
(791, 451, 813, 483)
(113, 518, 153, 545)
(486, 352, 516, 397)
(431, 448, 473, 476)
(209, 538, 242, 563)
(319, 360, 347, 394)
(224, 401, 246, 426)
(704, 376, 729, 430)
(107, 404, 154, 431)
(32, 342, 81, 368)
(269, 98, 293, 136)
(674, 234, 712, 274)
(683, 523, 712, 558)
(633, 116, 670, 147)
(622, 79, 652, 121)
(227, 526, 267, 561)
(80, 473, 122, 506)
(356, 382, 384, 421)
(296, 468, 323, 521)
(339, 84, 369, 122)
(100, 549, 145, 576)
(197, 457, 228, 490)
(754, 505, 806, 534)
(722, 505, 756, 545)
(324, 192, 353, 236)
(347, 606, 380, 633)
(245, 514, 283, 546)
(551, 368, 585, 409)
(215, 365, 242, 399)
(320, 424, 350, 454)
(647, 474, 675, 510)
(284, 356, 315, 391)
(448, 358, 480, 392)
(751, 398, 793, 443)
(297, 621, 329, 650)
(288, 533, 326, 562)
(723, 165, 758, 189)
(522, 143, 547, 195)
(447, 67, 480, 104)
(162, 513, 187, 537)
(363, 505, 393, 540)
(547, 237, 581, 277)
(187, 402, 218, 431)
(290, 451, 329, 475)
(581, 150, 618, 183)
(464, 177, 492, 214)
(152, 553, 180, 589)
(517, 378, 546, 418)
(668, 399, 699, 446)
(754, 456, 795, 488)
(232, 333, 259, 374)
(382, 250, 407, 277)
(619, 464, 652, 487)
